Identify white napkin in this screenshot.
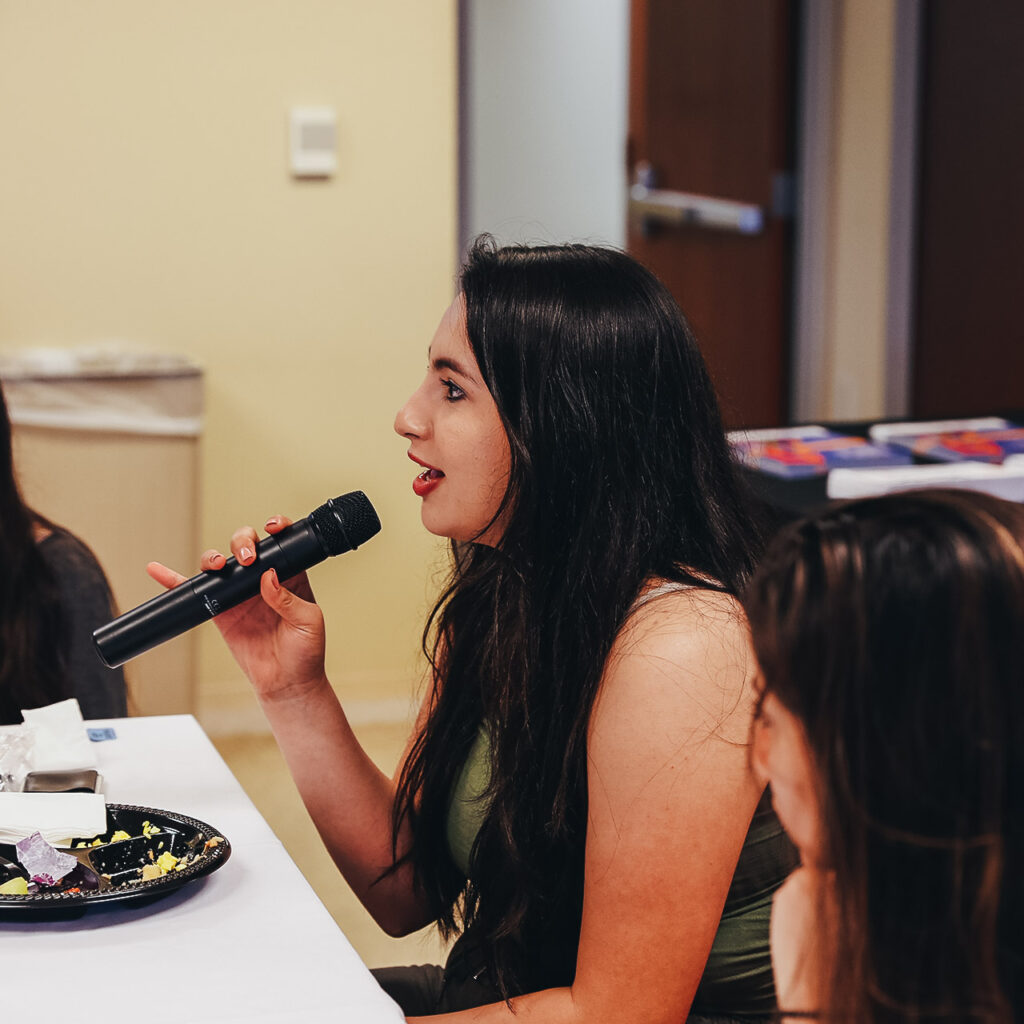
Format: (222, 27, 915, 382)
(0, 792, 107, 845)
(21, 699, 96, 772)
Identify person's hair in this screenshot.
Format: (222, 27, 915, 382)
(392, 237, 767, 995)
(743, 489, 1024, 1023)
(0, 384, 72, 724)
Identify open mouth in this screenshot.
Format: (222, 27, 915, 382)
(412, 463, 445, 497)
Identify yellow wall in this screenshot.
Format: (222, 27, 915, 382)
(0, 2, 457, 731)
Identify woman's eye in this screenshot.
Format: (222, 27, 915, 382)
(442, 378, 465, 402)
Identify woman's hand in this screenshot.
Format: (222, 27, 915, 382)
(150, 517, 434, 936)
(146, 516, 328, 703)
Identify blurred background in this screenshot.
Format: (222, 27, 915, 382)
(0, 0, 1020, 965)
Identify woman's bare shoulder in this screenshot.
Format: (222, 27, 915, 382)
(615, 581, 753, 692)
(595, 580, 757, 747)
(623, 578, 747, 639)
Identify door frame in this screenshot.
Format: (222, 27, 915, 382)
(790, 0, 923, 423)
(883, 0, 924, 418)
(456, 0, 925, 425)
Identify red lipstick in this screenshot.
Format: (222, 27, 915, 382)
(409, 453, 445, 498)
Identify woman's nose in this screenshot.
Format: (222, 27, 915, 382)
(394, 385, 428, 440)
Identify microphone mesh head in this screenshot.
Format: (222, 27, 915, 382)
(310, 491, 382, 555)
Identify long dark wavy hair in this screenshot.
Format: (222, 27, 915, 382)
(0, 383, 72, 724)
(392, 238, 767, 996)
(744, 489, 1024, 1023)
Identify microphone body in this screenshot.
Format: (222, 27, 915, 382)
(93, 491, 381, 668)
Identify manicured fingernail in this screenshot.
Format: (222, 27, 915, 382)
(265, 516, 279, 528)
(240, 546, 254, 563)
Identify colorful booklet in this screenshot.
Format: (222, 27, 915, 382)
(868, 417, 1024, 464)
(728, 426, 911, 479)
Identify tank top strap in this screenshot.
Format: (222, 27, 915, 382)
(629, 579, 697, 613)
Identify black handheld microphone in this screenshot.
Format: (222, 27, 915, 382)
(93, 490, 381, 668)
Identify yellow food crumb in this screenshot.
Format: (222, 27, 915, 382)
(140, 863, 162, 881)
(156, 851, 178, 873)
(0, 876, 29, 895)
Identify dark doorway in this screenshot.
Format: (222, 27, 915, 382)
(911, 1, 1024, 418)
(627, 0, 798, 428)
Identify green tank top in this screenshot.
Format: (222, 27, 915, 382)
(447, 725, 796, 1016)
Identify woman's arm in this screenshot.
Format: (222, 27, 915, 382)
(410, 587, 765, 1023)
(148, 519, 436, 936)
(253, 647, 437, 937)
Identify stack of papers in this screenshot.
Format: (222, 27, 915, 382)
(729, 425, 910, 478)
(869, 417, 1024, 463)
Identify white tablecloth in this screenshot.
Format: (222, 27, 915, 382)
(0, 714, 405, 1023)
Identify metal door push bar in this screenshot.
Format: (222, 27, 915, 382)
(628, 182, 765, 235)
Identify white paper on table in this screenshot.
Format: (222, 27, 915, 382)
(21, 698, 96, 771)
(867, 416, 1011, 441)
(0, 792, 107, 844)
(828, 460, 1024, 502)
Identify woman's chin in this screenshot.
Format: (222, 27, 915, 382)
(419, 510, 462, 543)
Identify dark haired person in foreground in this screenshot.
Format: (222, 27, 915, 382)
(745, 489, 1023, 1023)
(0, 383, 126, 724)
(149, 239, 795, 1021)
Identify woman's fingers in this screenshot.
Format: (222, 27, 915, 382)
(260, 569, 316, 622)
(226, 516, 293, 565)
(147, 561, 188, 589)
(263, 515, 293, 535)
(201, 548, 227, 571)
(230, 526, 261, 566)
(149, 515, 294, 589)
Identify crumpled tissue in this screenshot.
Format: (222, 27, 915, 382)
(22, 698, 96, 772)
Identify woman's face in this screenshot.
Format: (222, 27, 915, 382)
(394, 298, 511, 545)
(752, 686, 826, 867)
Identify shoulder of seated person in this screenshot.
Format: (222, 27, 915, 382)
(772, 866, 835, 945)
(617, 579, 748, 656)
(599, 582, 755, 736)
(36, 524, 84, 549)
(36, 526, 101, 569)
(774, 865, 816, 913)
(771, 867, 832, 1019)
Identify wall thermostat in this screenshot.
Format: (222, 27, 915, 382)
(289, 106, 337, 178)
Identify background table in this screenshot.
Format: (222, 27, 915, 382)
(738, 411, 1024, 519)
(0, 715, 405, 1023)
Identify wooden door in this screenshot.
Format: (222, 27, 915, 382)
(911, 1, 1024, 418)
(627, 0, 797, 428)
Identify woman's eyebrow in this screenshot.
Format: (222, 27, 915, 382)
(430, 352, 480, 384)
